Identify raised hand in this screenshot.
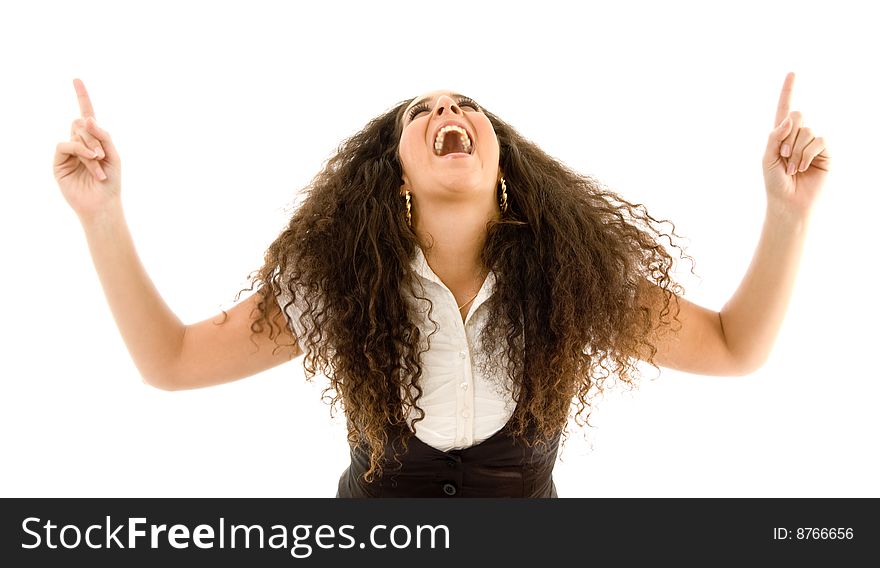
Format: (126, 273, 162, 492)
(762, 72, 831, 219)
(53, 78, 122, 222)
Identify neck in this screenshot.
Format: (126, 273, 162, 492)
(413, 191, 497, 288)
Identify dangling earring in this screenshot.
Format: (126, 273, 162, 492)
(499, 177, 509, 214)
(404, 190, 412, 227)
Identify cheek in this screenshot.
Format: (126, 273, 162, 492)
(472, 118, 498, 154)
(398, 130, 425, 170)
(477, 128, 499, 162)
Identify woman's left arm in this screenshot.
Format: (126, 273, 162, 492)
(640, 72, 831, 376)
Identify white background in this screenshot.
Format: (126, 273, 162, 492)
(1, 0, 877, 497)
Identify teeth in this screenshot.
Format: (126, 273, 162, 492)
(433, 124, 472, 155)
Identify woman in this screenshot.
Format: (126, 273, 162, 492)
(53, 74, 829, 497)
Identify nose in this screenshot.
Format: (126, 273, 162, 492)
(433, 95, 462, 117)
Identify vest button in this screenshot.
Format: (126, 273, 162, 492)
(446, 459, 457, 468)
(442, 482, 457, 496)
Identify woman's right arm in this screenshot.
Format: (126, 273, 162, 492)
(80, 203, 301, 391)
(57, 79, 300, 391)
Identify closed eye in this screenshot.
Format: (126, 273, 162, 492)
(408, 103, 431, 121)
(406, 95, 482, 122)
(457, 96, 480, 111)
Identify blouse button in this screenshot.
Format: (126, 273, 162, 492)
(462, 410, 470, 418)
(458, 351, 467, 359)
(459, 382, 469, 390)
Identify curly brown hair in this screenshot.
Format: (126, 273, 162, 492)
(236, 96, 694, 482)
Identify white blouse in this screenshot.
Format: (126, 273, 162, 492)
(277, 246, 518, 452)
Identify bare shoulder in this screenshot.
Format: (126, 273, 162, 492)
(160, 291, 302, 390)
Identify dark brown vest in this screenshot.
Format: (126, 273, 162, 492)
(336, 400, 561, 498)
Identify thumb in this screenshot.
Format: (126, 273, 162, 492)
(774, 115, 793, 140)
(85, 117, 121, 164)
(764, 115, 793, 161)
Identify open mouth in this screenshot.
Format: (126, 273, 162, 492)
(433, 124, 473, 157)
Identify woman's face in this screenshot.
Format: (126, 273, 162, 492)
(398, 90, 500, 198)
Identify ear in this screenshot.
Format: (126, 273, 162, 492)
(400, 174, 411, 196)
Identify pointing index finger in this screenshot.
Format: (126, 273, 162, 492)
(774, 72, 795, 127)
(73, 78, 96, 120)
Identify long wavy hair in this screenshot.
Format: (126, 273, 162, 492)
(237, 97, 694, 482)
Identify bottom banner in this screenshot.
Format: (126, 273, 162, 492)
(1, 498, 875, 565)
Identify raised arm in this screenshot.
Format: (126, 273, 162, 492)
(636, 281, 742, 376)
(81, 204, 300, 390)
(635, 72, 830, 377)
(54, 79, 300, 391)
(160, 291, 301, 391)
